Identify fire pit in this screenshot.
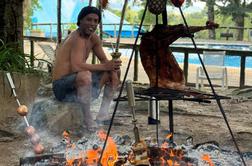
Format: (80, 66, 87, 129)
(19, 130, 252, 166)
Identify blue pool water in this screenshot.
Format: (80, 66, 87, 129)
(107, 44, 252, 68)
(173, 53, 252, 68)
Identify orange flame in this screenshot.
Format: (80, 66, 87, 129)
(202, 154, 215, 166)
(157, 133, 186, 166)
(166, 133, 173, 139)
(98, 130, 118, 166)
(63, 130, 71, 147)
(84, 147, 101, 165)
(65, 129, 118, 166)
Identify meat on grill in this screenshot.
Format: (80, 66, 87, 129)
(139, 22, 218, 90)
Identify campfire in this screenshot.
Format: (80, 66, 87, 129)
(64, 129, 118, 166)
(8, 73, 249, 166)
(18, 80, 252, 165)
(20, 128, 252, 166)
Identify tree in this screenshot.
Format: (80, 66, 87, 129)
(217, 0, 252, 41)
(199, 0, 216, 39)
(0, 0, 24, 51)
(0, 0, 40, 52)
(23, 0, 41, 30)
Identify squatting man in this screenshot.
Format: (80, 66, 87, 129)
(52, 6, 122, 131)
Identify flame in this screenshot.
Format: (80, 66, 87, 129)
(62, 130, 71, 147)
(64, 129, 118, 166)
(148, 133, 188, 166)
(167, 160, 180, 166)
(98, 130, 118, 166)
(84, 148, 101, 165)
(166, 133, 173, 139)
(202, 154, 215, 166)
(63, 130, 197, 165)
(62, 130, 70, 138)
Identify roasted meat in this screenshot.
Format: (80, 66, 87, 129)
(139, 24, 187, 90)
(139, 22, 219, 90)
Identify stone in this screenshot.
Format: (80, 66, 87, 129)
(28, 97, 83, 134)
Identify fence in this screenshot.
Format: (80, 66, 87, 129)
(30, 23, 252, 41)
(24, 36, 252, 88)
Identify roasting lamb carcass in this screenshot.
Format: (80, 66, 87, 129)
(139, 22, 218, 90)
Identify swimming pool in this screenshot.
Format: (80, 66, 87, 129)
(107, 43, 252, 68)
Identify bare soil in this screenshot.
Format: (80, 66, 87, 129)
(0, 86, 252, 166)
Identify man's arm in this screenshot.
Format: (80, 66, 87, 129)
(92, 34, 110, 63)
(92, 34, 122, 70)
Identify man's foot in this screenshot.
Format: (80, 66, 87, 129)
(96, 114, 111, 126)
(84, 120, 98, 132)
(95, 119, 112, 125)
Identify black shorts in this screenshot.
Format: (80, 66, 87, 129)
(52, 72, 102, 102)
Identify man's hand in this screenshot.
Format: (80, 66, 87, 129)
(104, 59, 122, 71)
(206, 21, 219, 29)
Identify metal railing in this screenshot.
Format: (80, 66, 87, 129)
(30, 23, 252, 41)
(24, 36, 252, 88)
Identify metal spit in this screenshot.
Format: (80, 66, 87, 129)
(125, 80, 140, 143)
(6, 72, 44, 154)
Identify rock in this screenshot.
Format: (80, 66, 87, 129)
(0, 129, 16, 142)
(37, 83, 53, 97)
(28, 97, 83, 134)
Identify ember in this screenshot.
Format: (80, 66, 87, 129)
(20, 131, 252, 166)
(64, 129, 118, 166)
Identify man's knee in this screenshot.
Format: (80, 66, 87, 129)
(76, 71, 92, 86)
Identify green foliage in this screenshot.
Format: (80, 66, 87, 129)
(217, 0, 250, 18)
(109, 8, 121, 17)
(132, 0, 252, 40)
(24, 0, 41, 30)
(125, 6, 139, 24)
(0, 40, 49, 74)
(66, 24, 77, 31)
(109, 7, 139, 24)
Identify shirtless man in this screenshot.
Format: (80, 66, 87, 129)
(52, 6, 121, 130)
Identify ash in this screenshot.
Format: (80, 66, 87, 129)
(180, 141, 252, 166)
(49, 130, 252, 166)
(50, 131, 132, 157)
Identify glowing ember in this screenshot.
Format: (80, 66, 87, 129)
(62, 130, 71, 147)
(64, 129, 118, 166)
(128, 133, 195, 165)
(202, 154, 215, 166)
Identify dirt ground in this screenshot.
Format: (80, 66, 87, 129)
(0, 85, 252, 166)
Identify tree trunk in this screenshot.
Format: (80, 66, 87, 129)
(233, 15, 245, 41)
(0, 0, 24, 51)
(232, 0, 245, 41)
(206, 0, 216, 39)
(0, 1, 6, 41)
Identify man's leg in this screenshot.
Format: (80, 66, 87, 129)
(76, 71, 97, 129)
(96, 84, 114, 121)
(96, 71, 119, 122)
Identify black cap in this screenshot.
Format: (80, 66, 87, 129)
(77, 6, 101, 26)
